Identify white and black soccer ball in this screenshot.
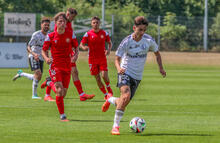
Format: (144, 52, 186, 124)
(129, 117, 146, 133)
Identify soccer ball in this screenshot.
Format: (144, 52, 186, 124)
(129, 117, 146, 133)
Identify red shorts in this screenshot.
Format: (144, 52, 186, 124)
(49, 67, 71, 88)
(89, 60, 108, 75)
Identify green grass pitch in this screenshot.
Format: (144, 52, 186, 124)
(0, 56, 220, 143)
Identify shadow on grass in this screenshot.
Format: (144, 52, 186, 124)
(69, 119, 128, 123)
(136, 133, 213, 137)
(133, 98, 148, 101)
(64, 97, 104, 102)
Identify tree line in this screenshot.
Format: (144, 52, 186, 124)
(0, 0, 219, 51)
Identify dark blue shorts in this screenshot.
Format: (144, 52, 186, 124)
(29, 57, 44, 73)
(117, 73, 141, 100)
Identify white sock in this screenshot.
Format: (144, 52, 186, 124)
(45, 94, 50, 97)
(108, 97, 117, 106)
(32, 78, 39, 96)
(20, 72, 34, 80)
(113, 110, 124, 128)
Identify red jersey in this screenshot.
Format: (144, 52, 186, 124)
(81, 29, 110, 63)
(43, 30, 78, 71)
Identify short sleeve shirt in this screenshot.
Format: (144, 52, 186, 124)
(28, 30, 47, 61)
(81, 29, 110, 63)
(116, 33, 158, 80)
(42, 30, 77, 71)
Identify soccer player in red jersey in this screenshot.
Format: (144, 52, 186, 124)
(42, 12, 76, 121)
(42, 8, 95, 101)
(80, 16, 113, 99)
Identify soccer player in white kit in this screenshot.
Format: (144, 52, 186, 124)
(102, 16, 166, 135)
(12, 17, 52, 100)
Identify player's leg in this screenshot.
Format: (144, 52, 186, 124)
(94, 74, 108, 97)
(32, 68, 42, 99)
(111, 85, 131, 135)
(100, 60, 113, 95)
(12, 57, 36, 81)
(71, 65, 95, 101)
(32, 59, 44, 99)
(58, 70, 71, 121)
(90, 63, 108, 97)
(54, 82, 67, 121)
(42, 76, 55, 102)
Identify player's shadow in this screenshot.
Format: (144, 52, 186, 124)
(64, 97, 105, 102)
(69, 119, 128, 123)
(133, 98, 148, 101)
(138, 133, 213, 137)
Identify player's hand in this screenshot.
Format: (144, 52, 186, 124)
(33, 53, 39, 61)
(81, 45, 89, 51)
(160, 68, 166, 78)
(105, 49, 111, 56)
(45, 58, 52, 65)
(118, 68, 126, 74)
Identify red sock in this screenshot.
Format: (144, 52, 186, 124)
(49, 82, 56, 93)
(56, 96, 64, 114)
(99, 86, 107, 95)
(105, 81, 113, 94)
(46, 86, 51, 95)
(74, 80, 84, 95)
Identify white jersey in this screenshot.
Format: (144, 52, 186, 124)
(28, 30, 47, 61)
(116, 33, 159, 80)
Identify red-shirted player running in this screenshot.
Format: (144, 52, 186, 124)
(42, 12, 75, 121)
(80, 16, 113, 100)
(42, 8, 95, 101)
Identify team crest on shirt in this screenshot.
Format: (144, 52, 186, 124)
(101, 35, 104, 39)
(53, 76, 56, 80)
(66, 38, 70, 43)
(54, 40, 57, 43)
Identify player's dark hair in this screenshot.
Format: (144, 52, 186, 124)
(91, 16, 100, 21)
(54, 12, 67, 22)
(41, 17, 50, 24)
(67, 8, 78, 15)
(134, 16, 148, 26)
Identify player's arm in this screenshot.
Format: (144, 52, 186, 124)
(80, 32, 89, 50)
(42, 35, 52, 65)
(115, 56, 125, 74)
(71, 32, 79, 62)
(154, 51, 166, 77)
(105, 40, 112, 56)
(105, 31, 112, 56)
(28, 34, 40, 61)
(79, 43, 89, 51)
(71, 47, 79, 63)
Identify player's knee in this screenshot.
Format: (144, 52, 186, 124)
(56, 87, 62, 94)
(35, 71, 42, 80)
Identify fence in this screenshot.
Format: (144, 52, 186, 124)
(0, 13, 219, 52)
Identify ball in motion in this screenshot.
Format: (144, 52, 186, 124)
(129, 117, 146, 133)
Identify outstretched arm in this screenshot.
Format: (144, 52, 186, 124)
(154, 51, 166, 77)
